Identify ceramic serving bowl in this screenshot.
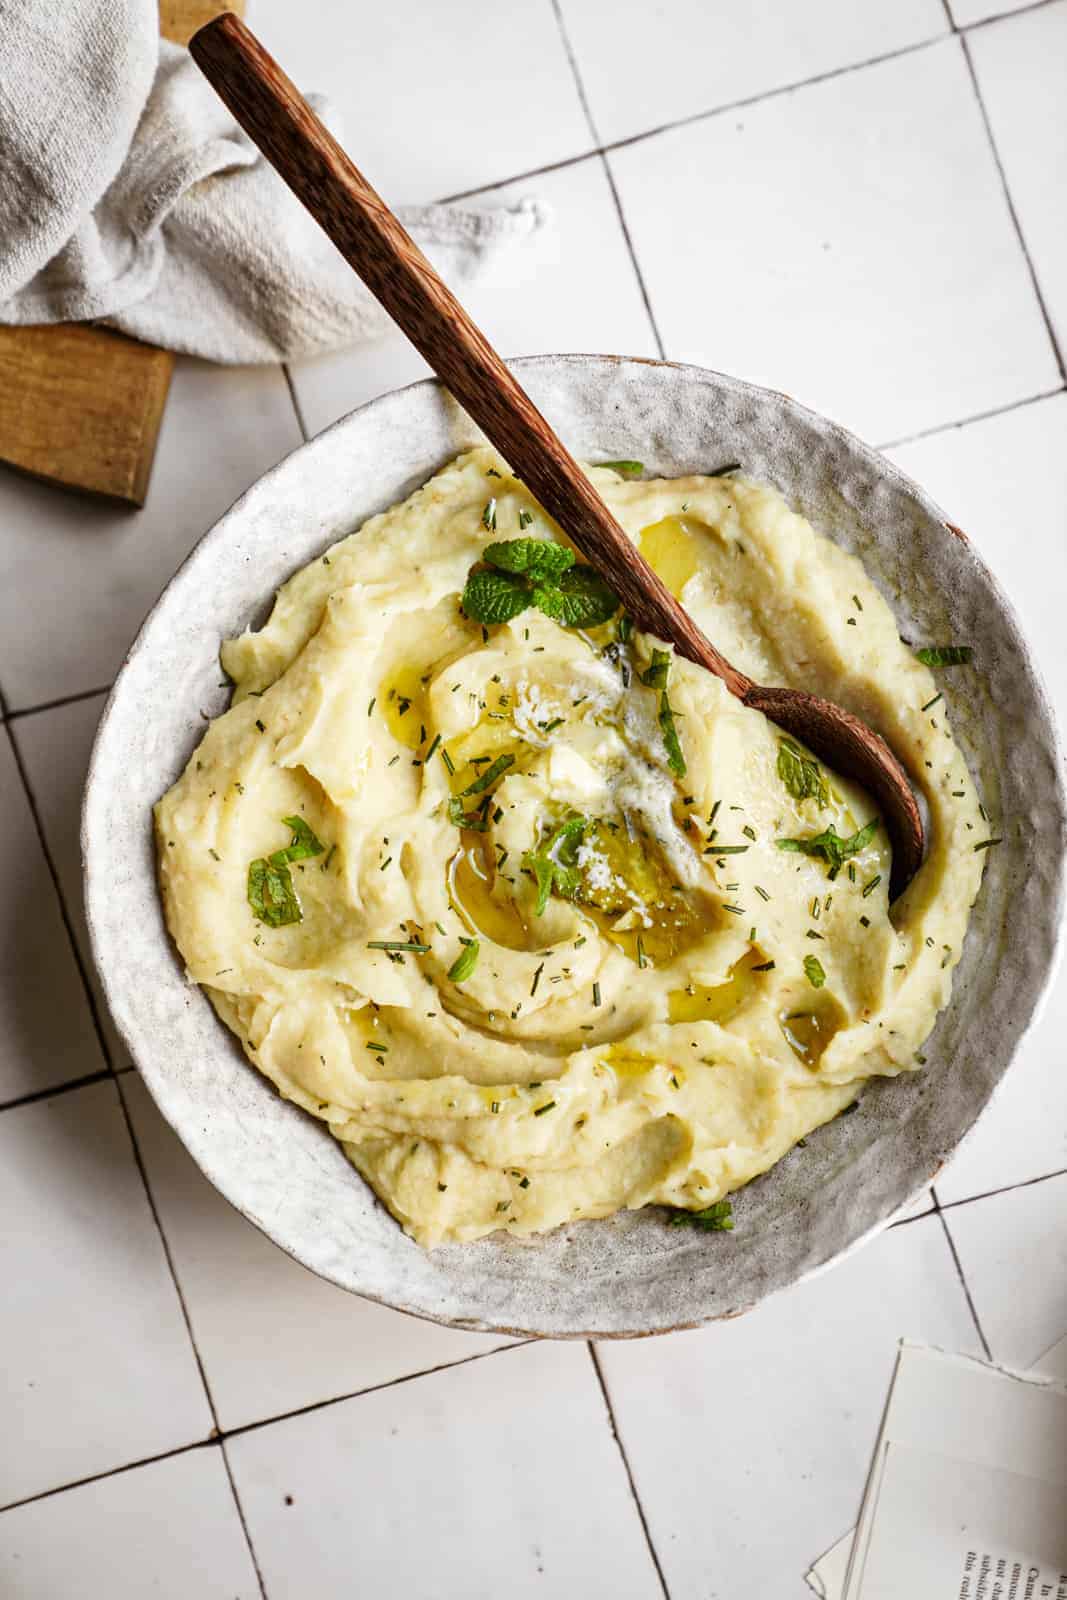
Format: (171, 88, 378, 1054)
(83, 355, 1066, 1338)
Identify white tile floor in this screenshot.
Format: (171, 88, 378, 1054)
(1, 1, 1064, 1594)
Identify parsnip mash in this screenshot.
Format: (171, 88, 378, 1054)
(155, 449, 985, 1244)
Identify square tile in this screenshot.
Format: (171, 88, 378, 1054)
(949, 0, 1045, 29)
(0, 360, 301, 713)
(290, 154, 659, 438)
(967, 0, 1067, 359)
(943, 1173, 1067, 1367)
(12, 692, 128, 1069)
(250, 0, 591, 206)
(559, 0, 947, 144)
(228, 1341, 662, 1598)
(123, 1073, 515, 1432)
(0, 733, 104, 1105)
(609, 39, 1059, 445)
(0, 1447, 259, 1598)
(890, 393, 1067, 1202)
(0, 1080, 212, 1506)
(597, 1216, 981, 1597)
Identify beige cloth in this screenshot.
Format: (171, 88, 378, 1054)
(0, 0, 548, 362)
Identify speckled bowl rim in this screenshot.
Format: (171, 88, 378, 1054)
(83, 355, 1067, 1338)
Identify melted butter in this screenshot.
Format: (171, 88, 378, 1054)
(448, 842, 532, 952)
(779, 999, 844, 1068)
(668, 949, 767, 1025)
(638, 516, 714, 598)
(572, 818, 711, 965)
(380, 666, 433, 750)
(444, 711, 520, 796)
(603, 1049, 687, 1089)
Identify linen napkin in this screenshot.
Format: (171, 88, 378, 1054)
(0, 0, 548, 363)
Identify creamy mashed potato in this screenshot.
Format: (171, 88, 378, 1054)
(156, 449, 985, 1245)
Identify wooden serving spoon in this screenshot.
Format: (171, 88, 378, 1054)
(189, 12, 924, 898)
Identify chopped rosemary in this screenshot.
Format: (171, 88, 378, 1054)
(367, 939, 430, 953)
(533, 1100, 556, 1116)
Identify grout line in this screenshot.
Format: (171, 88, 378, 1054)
(2, 682, 111, 725)
(935, 1162, 1067, 1212)
(0, 1343, 531, 1523)
(0, 1068, 112, 1115)
(587, 1343, 671, 1599)
(876, 383, 1065, 451)
(223, 1339, 533, 1445)
(964, 0, 1063, 32)
(940, 0, 958, 28)
(219, 1440, 269, 1600)
(959, 30, 1066, 383)
(282, 364, 310, 444)
(934, 1197, 993, 1361)
(440, 144, 601, 205)
(112, 1072, 226, 1434)
(598, 154, 667, 359)
(443, 29, 951, 212)
(547, 0, 666, 357)
(0, 1437, 217, 1517)
(596, 32, 948, 160)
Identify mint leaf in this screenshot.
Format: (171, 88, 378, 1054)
(659, 693, 686, 777)
(522, 814, 588, 916)
(248, 857, 301, 927)
(915, 645, 973, 667)
(598, 459, 644, 478)
(462, 568, 530, 625)
(803, 954, 826, 988)
(667, 1200, 734, 1231)
(276, 815, 324, 863)
(484, 538, 574, 582)
(640, 648, 671, 690)
(447, 796, 490, 832)
(777, 738, 830, 807)
(777, 818, 879, 879)
(551, 565, 619, 627)
(639, 650, 686, 777)
(448, 938, 480, 983)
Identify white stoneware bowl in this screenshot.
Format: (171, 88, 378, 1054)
(83, 356, 1066, 1337)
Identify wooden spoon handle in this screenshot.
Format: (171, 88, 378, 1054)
(189, 12, 751, 698)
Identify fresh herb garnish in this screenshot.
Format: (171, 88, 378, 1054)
(641, 648, 686, 777)
(915, 645, 973, 667)
(598, 459, 643, 477)
(448, 939, 480, 983)
(776, 738, 830, 806)
(776, 818, 879, 880)
(447, 796, 490, 832)
(668, 1199, 734, 1231)
(803, 954, 826, 989)
(367, 940, 430, 953)
(461, 538, 618, 630)
(973, 837, 1002, 852)
(522, 814, 587, 916)
(461, 753, 515, 796)
(246, 815, 326, 927)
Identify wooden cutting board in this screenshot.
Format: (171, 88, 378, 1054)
(0, 1, 245, 507)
